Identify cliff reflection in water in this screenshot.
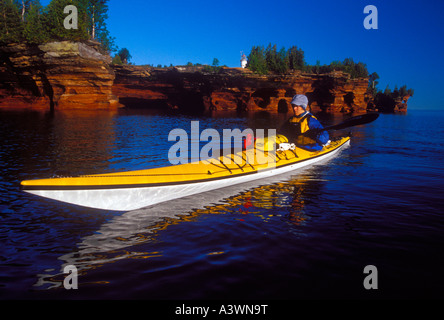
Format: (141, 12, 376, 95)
(34, 170, 326, 290)
(49, 110, 118, 176)
(2, 109, 118, 180)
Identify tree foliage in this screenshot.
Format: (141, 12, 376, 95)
(246, 44, 368, 78)
(22, 0, 48, 43)
(378, 84, 414, 100)
(111, 53, 122, 65)
(305, 58, 369, 78)
(85, 0, 115, 52)
(247, 45, 268, 75)
(287, 45, 304, 70)
(265, 44, 288, 74)
(116, 47, 131, 64)
(0, 0, 23, 43)
(0, 0, 115, 53)
(45, 0, 87, 42)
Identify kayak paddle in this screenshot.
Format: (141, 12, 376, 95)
(302, 113, 379, 137)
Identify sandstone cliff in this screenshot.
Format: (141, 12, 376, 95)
(112, 65, 371, 114)
(394, 95, 411, 113)
(1, 41, 375, 114)
(0, 41, 119, 109)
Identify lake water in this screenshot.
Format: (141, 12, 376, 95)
(0, 107, 443, 301)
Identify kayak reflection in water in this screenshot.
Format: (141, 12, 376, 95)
(279, 94, 330, 151)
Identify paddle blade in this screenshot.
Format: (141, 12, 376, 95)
(324, 113, 379, 131)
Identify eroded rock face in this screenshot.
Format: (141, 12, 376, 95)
(394, 95, 411, 113)
(0, 41, 119, 109)
(112, 66, 371, 114)
(1, 43, 375, 114)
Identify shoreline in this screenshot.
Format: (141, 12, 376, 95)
(1, 41, 409, 114)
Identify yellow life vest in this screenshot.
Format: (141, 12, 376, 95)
(287, 113, 317, 145)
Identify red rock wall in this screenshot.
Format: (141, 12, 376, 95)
(0, 42, 119, 109)
(394, 95, 411, 113)
(1, 43, 372, 114)
(112, 66, 371, 114)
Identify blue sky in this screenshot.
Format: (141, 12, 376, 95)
(44, 0, 444, 110)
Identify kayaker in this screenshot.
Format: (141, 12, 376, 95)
(280, 94, 330, 151)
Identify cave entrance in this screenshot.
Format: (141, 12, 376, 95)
(251, 88, 279, 109)
(277, 99, 289, 113)
(344, 92, 355, 110)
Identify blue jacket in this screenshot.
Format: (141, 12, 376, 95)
(303, 114, 330, 151)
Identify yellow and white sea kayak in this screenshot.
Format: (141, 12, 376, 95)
(21, 136, 350, 211)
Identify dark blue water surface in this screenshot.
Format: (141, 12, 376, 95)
(0, 108, 443, 300)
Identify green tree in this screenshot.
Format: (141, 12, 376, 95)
(368, 72, 379, 97)
(314, 60, 321, 74)
(330, 60, 342, 70)
(399, 85, 407, 98)
(84, 0, 115, 52)
(0, 0, 23, 43)
(354, 61, 368, 78)
(111, 54, 122, 65)
(369, 72, 379, 88)
(1, 0, 116, 52)
(202, 57, 221, 73)
(247, 43, 369, 78)
(14, 0, 31, 21)
(287, 46, 305, 70)
(117, 47, 131, 64)
(399, 85, 414, 98)
(264, 44, 277, 72)
(342, 57, 354, 76)
(264, 44, 288, 74)
(247, 45, 268, 75)
(278, 46, 289, 73)
(22, 0, 48, 43)
(44, 0, 88, 41)
(392, 85, 399, 99)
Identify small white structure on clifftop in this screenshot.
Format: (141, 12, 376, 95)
(240, 53, 247, 68)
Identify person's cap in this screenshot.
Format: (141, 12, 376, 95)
(291, 94, 308, 109)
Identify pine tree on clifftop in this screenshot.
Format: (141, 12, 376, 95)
(287, 46, 305, 71)
(86, 0, 115, 52)
(14, 0, 31, 21)
(45, 0, 89, 42)
(22, 0, 48, 44)
(0, 0, 23, 43)
(247, 46, 268, 75)
(70, 0, 115, 52)
(0, 0, 115, 54)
